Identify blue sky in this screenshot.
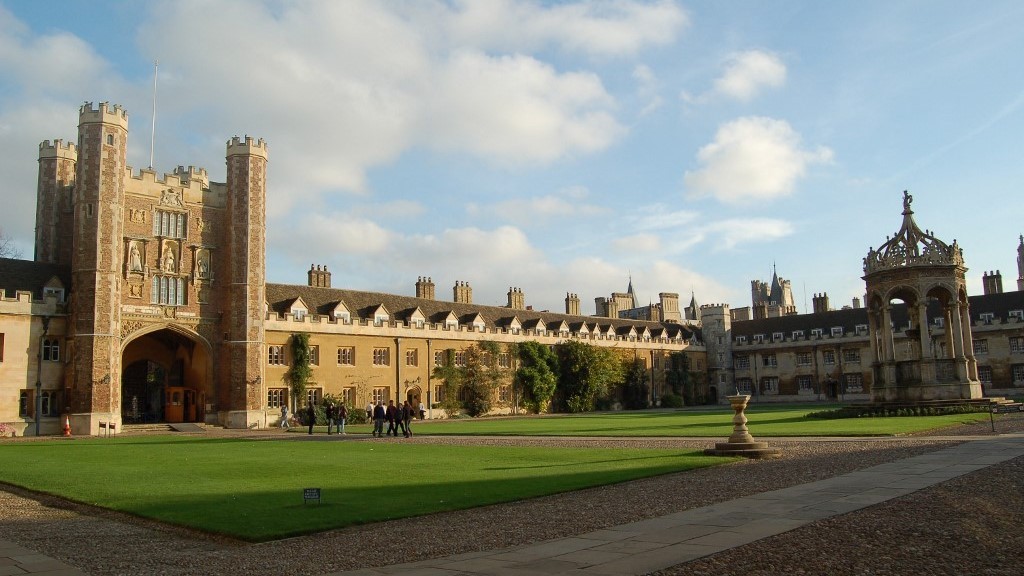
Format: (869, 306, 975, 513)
(1, 1, 1022, 313)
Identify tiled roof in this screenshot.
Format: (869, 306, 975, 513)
(265, 282, 698, 340)
(0, 258, 71, 299)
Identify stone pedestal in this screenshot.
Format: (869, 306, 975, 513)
(704, 395, 781, 459)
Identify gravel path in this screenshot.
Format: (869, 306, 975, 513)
(2, 416, 1023, 576)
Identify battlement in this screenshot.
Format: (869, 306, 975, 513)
(226, 136, 268, 159)
(173, 165, 210, 188)
(700, 303, 730, 310)
(79, 101, 129, 129)
(39, 139, 78, 160)
(127, 167, 209, 195)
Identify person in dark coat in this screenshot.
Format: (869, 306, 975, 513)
(325, 403, 335, 434)
(306, 403, 316, 435)
(372, 401, 386, 437)
(402, 400, 413, 437)
(385, 400, 398, 436)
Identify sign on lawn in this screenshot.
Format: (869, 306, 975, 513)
(303, 488, 321, 504)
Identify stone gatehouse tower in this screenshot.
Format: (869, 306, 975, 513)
(863, 191, 982, 402)
(34, 102, 268, 433)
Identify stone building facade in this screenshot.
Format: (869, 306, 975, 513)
(0, 101, 705, 436)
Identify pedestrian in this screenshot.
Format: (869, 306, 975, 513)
(280, 404, 290, 429)
(325, 403, 335, 435)
(402, 400, 413, 437)
(372, 401, 386, 437)
(386, 400, 398, 436)
(366, 402, 373, 421)
(418, 401, 426, 420)
(337, 403, 347, 435)
(306, 403, 315, 435)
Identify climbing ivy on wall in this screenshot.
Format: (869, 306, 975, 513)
(286, 333, 313, 405)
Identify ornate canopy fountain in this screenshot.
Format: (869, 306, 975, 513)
(863, 191, 982, 402)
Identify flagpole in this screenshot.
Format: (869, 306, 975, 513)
(150, 60, 158, 170)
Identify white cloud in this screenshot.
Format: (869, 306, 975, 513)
(612, 233, 661, 253)
(425, 51, 624, 164)
(476, 186, 607, 225)
(701, 218, 795, 249)
(446, 0, 688, 56)
(713, 50, 787, 102)
(633, 63, 663, 116)
(684, 116, 833, 204)
(627, 204, 700, 231)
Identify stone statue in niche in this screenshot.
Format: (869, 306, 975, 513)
(162, 246, 176, 273)
(128, 241, 143, 272)
(197, 252, 210, 279)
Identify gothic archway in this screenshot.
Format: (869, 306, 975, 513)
(121, 325, 214, 423)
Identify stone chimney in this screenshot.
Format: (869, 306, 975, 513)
(982, 270, 1003, 295)
(453, 280, 472, 304)
(415, 276, 435, 300)
(564, 292, 580, 316)
(507, 287, 525, 310)
(659, 292, 680, 322)
(852, 296, 862, 309)
(812, 292, 830, 314)
(307, 264, 331, 288)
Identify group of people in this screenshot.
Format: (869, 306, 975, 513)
(369, 400, 416, 437)
(278, 402, 348, 435)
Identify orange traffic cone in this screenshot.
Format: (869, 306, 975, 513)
(62, 415, 71, 437)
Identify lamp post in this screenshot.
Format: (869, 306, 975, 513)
(35, 316, 51, 436)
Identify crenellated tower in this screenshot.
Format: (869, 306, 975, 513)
(35, 139, 78, 265)
(222, 136, 268, 428)
(68, 102, 129, 431)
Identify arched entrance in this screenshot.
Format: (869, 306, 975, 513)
(121, 326, 213, 424)
(407, 386, 423, 413)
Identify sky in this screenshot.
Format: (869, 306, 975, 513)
(1, 0, 1022, 314)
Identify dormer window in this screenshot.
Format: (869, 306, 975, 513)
(934, 317, 944, 328)
(811, 328, 823, 338)
(855, 324, 868, 335)
(736, 336, 747, 344)
(831, 327, 843, 337)
(43, 287, 65, 303)
(979, 312, 994, 325)
(292, 309, 305, 321)
(772, 332, 784, 342)
(753, 334, 764, 344)
(1009, 310, 1023, 321)
(334, 311, 350, 323)
(792, 331, 804, 340)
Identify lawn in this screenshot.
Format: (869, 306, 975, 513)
(345, 405, 993, 437)
(0, 436, 727, 541)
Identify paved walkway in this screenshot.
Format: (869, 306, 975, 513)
(2, 434, 1023, 576)
(331, 434, 1024, 576)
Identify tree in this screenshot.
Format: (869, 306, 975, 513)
(459, 342, 507, 417)
(285, 333, 313, 407)
(514, 341, 558, 413)
(432, 349, 464, 416)
(0, 228, 21, 259)
(665, 352, 705, 405)
(556, 340, 621, 412)
(621, 358, 650, 409)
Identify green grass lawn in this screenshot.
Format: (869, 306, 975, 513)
(339, 405, 993, 437)
(0, 436, 727, 541)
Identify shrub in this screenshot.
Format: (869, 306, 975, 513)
(660, 393, 684, 408)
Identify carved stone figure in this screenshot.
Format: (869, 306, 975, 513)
(129, 242, 143, 272)
(162, 246, 175, 272)
(197, 252, 209, 278)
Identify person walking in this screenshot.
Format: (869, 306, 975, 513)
(306, 403, 316, 435)
(325, 403, 335, 435)
(385, 400, 398, 437)
(366, 402, 373, 422)
(280, 404, 290, 430)
(337, 403, 347, 435)
(418, 401, 426, 420)
(402, 400, 413, 437)
(372, 401, 386, 437)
